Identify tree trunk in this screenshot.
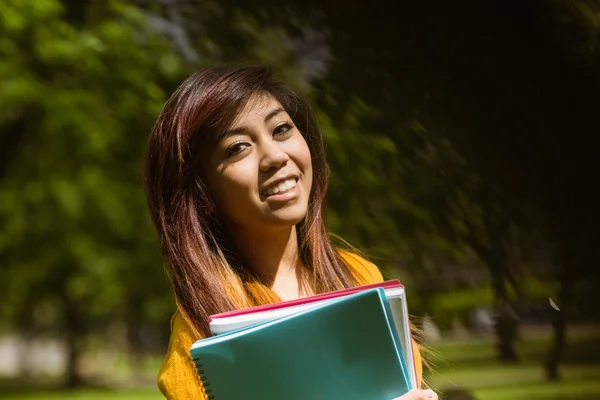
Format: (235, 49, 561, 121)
(126, 293, 144, 381)
(495, 307, 519, 362)
(61, 291, 84, 388)
(545, 264, 574, 381)
(490, 268, 518, 362)
(462, 186, 519, 362)
(16, 294, 37, 378)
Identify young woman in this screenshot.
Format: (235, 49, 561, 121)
(145, 66, 437, 400)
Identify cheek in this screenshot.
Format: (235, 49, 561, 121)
(289, 134, 311, 168)
(212, 165, 258, 211)
(298, 140, 313, 182)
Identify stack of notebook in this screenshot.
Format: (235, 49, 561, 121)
(190, 280, 416, 400)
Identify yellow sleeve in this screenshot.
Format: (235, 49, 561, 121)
(338, 249, 424, 388)
(157, 311, 208, 399)
(338, 249, 384, 284)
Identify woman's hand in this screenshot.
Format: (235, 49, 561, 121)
(393, 389, 438, 400)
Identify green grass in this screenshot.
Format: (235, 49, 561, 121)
(0, 389, 162, 400)
(474, 379, 600, 400)
(426, 328, 600, 399)
(0, 377, 162, 400)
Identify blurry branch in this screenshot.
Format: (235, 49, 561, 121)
(0, 116, 29, 182)
(463, 219, 493, 268)
(59, 0, 91, 25)
(142, 0, 201, 65)
(137, 0, 329, 87)
(549, 0, 600, 63)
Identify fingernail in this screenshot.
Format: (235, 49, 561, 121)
(422, 389, 434, 399)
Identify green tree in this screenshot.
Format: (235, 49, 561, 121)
(0, 0, 184, 386)
(404, 134, 527, 361)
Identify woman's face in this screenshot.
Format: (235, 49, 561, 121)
(204, 94, 313, 232)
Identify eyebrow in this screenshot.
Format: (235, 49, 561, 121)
(221, 107, 286, 138)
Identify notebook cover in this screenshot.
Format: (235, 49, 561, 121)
(191, 288, 410, 400)
(208, 279, 401, 322)
(209, 282, 418, 390)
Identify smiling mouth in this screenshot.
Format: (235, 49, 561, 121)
(261, 178, 298, 197)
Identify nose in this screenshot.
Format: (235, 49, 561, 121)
(259, 139, 290, 172)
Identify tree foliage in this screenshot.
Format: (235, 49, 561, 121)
(0, 0, 188, 385)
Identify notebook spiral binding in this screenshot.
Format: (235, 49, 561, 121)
(192, 356, 215, 399)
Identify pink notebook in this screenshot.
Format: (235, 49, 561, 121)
(208, 279, 401, 322)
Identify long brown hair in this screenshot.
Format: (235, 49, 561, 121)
(144, 66, 364, 338)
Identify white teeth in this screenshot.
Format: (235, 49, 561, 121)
(263, 178, 297, 196)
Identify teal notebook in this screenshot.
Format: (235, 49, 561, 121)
(190, 288, 410, 400)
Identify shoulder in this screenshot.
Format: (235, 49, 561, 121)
(157, 310, 208, 399)
(338, 249, 384, 284)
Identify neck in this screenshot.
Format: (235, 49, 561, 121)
(228, 224, 303, 300)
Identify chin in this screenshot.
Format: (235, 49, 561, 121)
(267, 207, 308, 227)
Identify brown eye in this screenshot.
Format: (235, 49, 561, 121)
(273, 122, 294, 137)
(225, 141, 250, 157)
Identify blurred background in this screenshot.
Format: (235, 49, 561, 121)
(1, 0, 599, 399)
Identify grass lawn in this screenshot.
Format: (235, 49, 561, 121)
(427, 327, 600, 399)
(1, 389, 163, 400)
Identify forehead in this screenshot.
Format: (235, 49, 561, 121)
(229, 93, 286, 128)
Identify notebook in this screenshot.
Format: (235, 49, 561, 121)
(208, 280, 418, 389)
(190, 288, 411, 400)
(208, 279, 403, 329)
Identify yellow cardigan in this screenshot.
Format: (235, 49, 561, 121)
(157, 252, 423, 399)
